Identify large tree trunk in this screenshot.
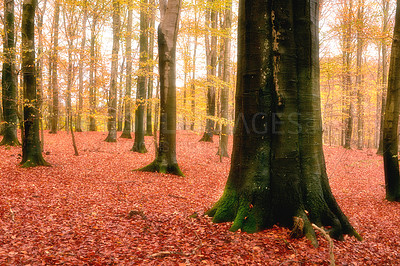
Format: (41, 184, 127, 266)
(1, 0, 20, 146)
(49, 0, 60, 134)
(121, 7, 133, 139)
(217, 0, 232, 158)
(207, 0, 361, 245)
(383, 0, 400, 202)
(200, 0, 217, 142)
(20, 0, 49, 167)
(139, 0, 183, 176)
(105, 0, 120, 142)
(76, 2, 87, 133)
(132, 0, 148, 153)
(89, 18, 97, 131)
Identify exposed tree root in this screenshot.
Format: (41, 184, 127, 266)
(137, 160, 184, 177)
(120, 132, 132, 139)
(312, 223, 335, 266)
(131, 143, 148, 153)
(20, 156, 50, 168)
(199, 132, 213, 142)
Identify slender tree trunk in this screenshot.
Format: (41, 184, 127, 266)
(89, 18, 97, 131)
(20, 0, 49, 167)
(105, 0, 120, 142)
(132, 0, 148, 152)
(217, 0, 232, 158)
(356, 0, 364, 150)
(76, 3, 87, 132)
(139, 0, 183, 176)
(190, 5, 198, 131)
(49, 0, 60, 134)
(1, 0, 20, 146)
(377, 0, 389, 155)
(117, 57, 125, 131)
(146, 0, 156, 136)
(383, 0, 400, 202)
(200, 0, 217, 142)
(207, 0, 361, 245)
(121, 7, 133, 139)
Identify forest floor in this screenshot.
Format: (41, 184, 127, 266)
(0, 130, 399, 265)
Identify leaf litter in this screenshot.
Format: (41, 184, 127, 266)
(0, 131, 399, 265)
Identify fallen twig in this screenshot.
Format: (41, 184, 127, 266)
(149, 231, 202, 258)
(312, 223, 335, 266)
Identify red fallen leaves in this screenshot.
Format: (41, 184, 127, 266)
(0, 130, 399, 264)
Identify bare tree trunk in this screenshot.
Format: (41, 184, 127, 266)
(121, 7, 133, 139)
(1, 0, 20, 146)
(105, 0, 121, 142)
(383, 0, 400, 202)
(139, 0, 183, 176)
(190, 3, 198, 131)
(21, 0, 49, 167)
(76, 2, 87, 132)
(217, 0, 232, 158)
(89, 18, 97, 131)
(356, 0, 364, 150)
(146, 0, 156, 136)
(132, 0, 148, 152)
(49, 0, 60, 134)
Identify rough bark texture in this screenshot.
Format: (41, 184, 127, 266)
(217, 0, 232, 158)
(207, 0, 361, 245)
(139, 0, 183, 176)
(121, 8, 133, 139)
(49, 0, 60, 134)
(132, 0, 149, 153)
(1, 0, 20, 146)
(20, 0, 49, 167)
(383, 0, 400, 202)
(105, 0, 120, 142)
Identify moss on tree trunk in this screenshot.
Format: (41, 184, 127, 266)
(207, 0, 361, 245)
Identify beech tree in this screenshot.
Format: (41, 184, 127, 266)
(207, 0, 361, 245)
(20, 0, 49, 167)
(49, 0, 60, 134)
(383, 0, 400, 202)
(139, 0, 183, 176)
(1, 0, 20, 146)
(132, 0, 149, 153)
(105, 0, 120, 142)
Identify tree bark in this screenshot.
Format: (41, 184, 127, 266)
(20, 0, 49, 167)
(200, 0, 217, 142)
(356, 0, 364, 150)
(377, 0, 389, 155)
(132, 0, 149, 152)
(105, 0, 120, 142)
(383, 0, 400, 202)
(139, 0, 183, 176)
(217, 0, 232, 158)
(76, 2, 87, 132)
(89, 18, 97, 131)
(49, 0, 60, 134)
(121, 7, 133, 139)
(207, 0, 361, 245)
(1, 0, 20, 146)
(146, 0, 156, 136)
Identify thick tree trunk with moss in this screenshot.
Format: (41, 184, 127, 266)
(121, 8, 133, 139)
(383, 1, 400, 202)
(1, 0, 20, 146)
(105, 0, 120, 142)
(132, 0, 148, 153)
(139, 0, 183, 176)
(207, 0, 361, 245)
(20, 0, 49, 167)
